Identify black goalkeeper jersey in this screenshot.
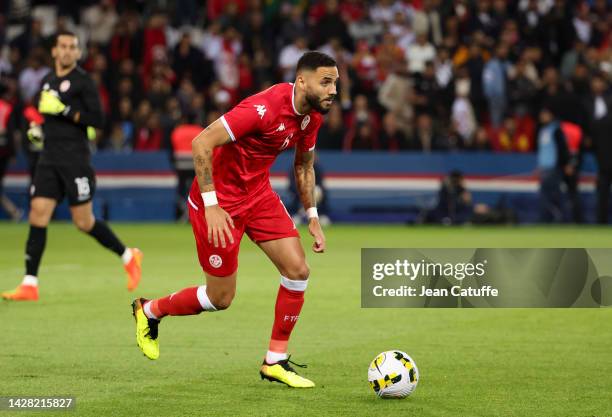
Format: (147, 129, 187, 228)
(38, 66, 104, 166)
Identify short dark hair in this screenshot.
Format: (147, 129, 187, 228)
(54, 30, 78, 46)
(296, 51, 336, 73)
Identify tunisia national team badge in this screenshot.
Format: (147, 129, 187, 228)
(301, 115, 310, 130)
(209, 254, 223, 268)
(59, 80, 71, 92)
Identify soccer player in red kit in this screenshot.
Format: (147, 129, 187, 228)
(131, 52, 338, 388)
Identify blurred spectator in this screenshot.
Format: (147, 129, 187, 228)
(451, 76, 477, 146)
(142, 14, 168, 77)
(413, 61, 442, 117)
(18, 49, 49, 103)
(344, 121, 378, 151)
(352, 40, 380, 93)
(573, 1, 595, 45)
(374, 31, 406, 85)
(370, 0, 413, 25)
(560, 40, 587, 80)
(173, 32, 212, 90)
(391, 10, 415, 54)
(406, 32, 435, 74)
(279, 36, 308, 82)
(134, 111, 164, 151)
(81, 0, 117, 45)
(312, 0, 352, 50)
(171, 123, 200, 220)
(280, 5, 308, 48)
(379, 112, 409, 151)
(317, 103, 345, 150)
(483, 43, 509, 127)
(508, 55, 539, 117)
(585, 73, 612, 223)
(489, 114, 535, 152)
(0, 82, 21, 220)
(536, 106, 570, 223)
(412, 0, 443, 46)
(472, 127, 493, 151)
(411, 113, 447, 151)
(109, 14, 141, 65)
(10, 19, 46, 61)
(343, 94, 380, 150)
(560, 121, 584, 223)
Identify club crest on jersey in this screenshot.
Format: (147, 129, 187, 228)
(59, 80, 71, 92)
(254, 104, 266, 119)
(209, 255, 223, 268)
(301, 115, 310, 130)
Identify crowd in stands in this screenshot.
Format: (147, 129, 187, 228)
(0, 0, 611, 154)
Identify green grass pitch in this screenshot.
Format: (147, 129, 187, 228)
(1, 223, 611, 417)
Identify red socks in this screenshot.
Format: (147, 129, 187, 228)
(142, 276, 309, 363)
(268, 276, 308, 357)
(144, 285, 217, 319)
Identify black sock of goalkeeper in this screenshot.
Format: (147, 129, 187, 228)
(87, 219, 126, 257)
(25, 225, 47, 277)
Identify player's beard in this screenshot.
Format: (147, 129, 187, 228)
(305, 92, 334, 114)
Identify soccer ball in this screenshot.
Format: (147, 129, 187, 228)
(368, 350, 419, 398)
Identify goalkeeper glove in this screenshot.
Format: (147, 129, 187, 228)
(87, 126, 96, 141)
(38, 90, 71, 116)
(27, 123, 44, 150)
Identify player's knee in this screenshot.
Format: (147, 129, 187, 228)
(211, 295, 233, 310)
(208, 291, 234, 310)
(29, 204, 51, 226)
(73, 216, 94, 232)
(284, 262, 310, 281)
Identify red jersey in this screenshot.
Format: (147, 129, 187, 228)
(193, 83, 323, 216)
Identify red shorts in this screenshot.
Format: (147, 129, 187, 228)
(188, 189, 299, 276)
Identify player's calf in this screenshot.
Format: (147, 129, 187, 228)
(141, 285, 221, 320)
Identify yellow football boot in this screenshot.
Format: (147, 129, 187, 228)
(260, 356, 315, 388)
(131, 298, 160, 360)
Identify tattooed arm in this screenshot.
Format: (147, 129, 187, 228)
(192, 118, 235, 248)
(294, 147, 326, 253)
(294, 148, 316, 210)
(192, 118, 232, 192)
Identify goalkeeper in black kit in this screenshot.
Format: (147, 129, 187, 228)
(2, 31, 143, 301)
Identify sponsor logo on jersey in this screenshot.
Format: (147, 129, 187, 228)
(209, 254, 223, 268)
(59, 80, 71, 93)
(301, 115, 310, 130)
(254, 104, 266, 119)
(276, 123, 285, 132)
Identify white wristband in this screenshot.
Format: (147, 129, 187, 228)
(202, 191, 218, 207)
(306, 207, 319, 219)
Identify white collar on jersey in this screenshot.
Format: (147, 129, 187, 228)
(290, 82, 305, 116)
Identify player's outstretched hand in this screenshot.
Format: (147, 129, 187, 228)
(308, 218, 326, 253)
(205, 205, 235, 249)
